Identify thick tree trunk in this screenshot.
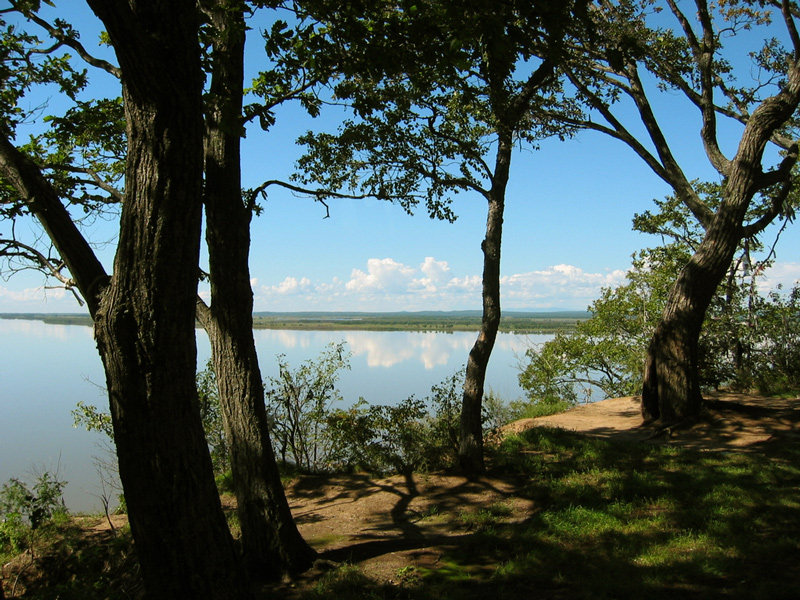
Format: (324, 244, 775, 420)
(86, 2, 252, 597)
(641, 37, 800, 423)
(642, 155, 786, 423)
(458, 138, 510, 476)
(199, 0, 315, 579)
(641, 265, 713, 422)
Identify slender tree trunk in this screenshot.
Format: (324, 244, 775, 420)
(86, 2, 251, 597)
(458, 136, 510, 475)
(199, 0, 316, 579)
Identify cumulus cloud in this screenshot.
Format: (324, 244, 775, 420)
(345, 258, 415, 293)
(269, 276, 312, 295)
(246, 257, 630, 312)
(501, 264, 626, 309)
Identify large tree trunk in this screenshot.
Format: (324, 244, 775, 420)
(199, 0, 315, 579)
(458, 137, 510, 476)
(640, 19, 800, 423)
(642, 135, 795, 423)
(86, 2, 252, 597)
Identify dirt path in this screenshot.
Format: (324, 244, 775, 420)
(504, 392, 800, 450)
(279, 392, 800, 592)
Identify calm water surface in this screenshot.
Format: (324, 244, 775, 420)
(0, 318, 550, 512)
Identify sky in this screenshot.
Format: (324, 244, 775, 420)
(1, 3, 798, 314)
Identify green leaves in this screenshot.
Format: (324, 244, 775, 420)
(0, 13, 88, 136)
(264, 342, 351, 471)
(290, 0, 588, 219)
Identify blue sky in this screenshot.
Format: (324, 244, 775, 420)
(1, 3, 798, 313)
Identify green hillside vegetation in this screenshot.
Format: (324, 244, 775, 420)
(4, 421, 799, 599)
(0, 311, 589, 333)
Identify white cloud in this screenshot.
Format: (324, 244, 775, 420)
(0, 284, 79, 312)
(757, 261, 800, 293)
(247, 258, 628, 312)
(345, 258, 416, 293)
(500, 264, 626, 309)
(269, 276, 312, 295)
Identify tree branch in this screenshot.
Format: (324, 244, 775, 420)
(0, 134, 108, 315)
(0, 237, 85, 305)
(49, 164, 124, 203)
(11, 1, 121, 78)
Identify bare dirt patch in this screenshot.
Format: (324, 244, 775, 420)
(277, 392, 800, 594)
(504, 392, 800, 450)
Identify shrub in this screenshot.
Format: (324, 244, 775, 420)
(0, 470, 68, 555)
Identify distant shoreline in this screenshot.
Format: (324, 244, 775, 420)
(0, 310, 588, 334)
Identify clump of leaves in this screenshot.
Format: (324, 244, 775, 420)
(0, 471, 68, 556)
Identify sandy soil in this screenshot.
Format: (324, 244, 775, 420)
(276, 392, 800, 593)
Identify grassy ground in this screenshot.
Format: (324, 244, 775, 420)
(3, 426, 799, 599)
(306, 428, 800, 600)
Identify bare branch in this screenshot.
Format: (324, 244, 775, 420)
(48, 164, 124, 203)
(782, 0, 800, 60)
(565, 66, 712, 225)
(0, 237, 85, 305)
(668, 0, 731, 175)
(11, 1, 121, 78)
(742, 145, 799, 237)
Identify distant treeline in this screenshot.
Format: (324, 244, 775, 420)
(1, 310, 589, 333)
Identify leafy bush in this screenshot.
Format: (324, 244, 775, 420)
(196, 360, 230, 474)
(520, 189, 800, 405)
(264, 342, 351, 472)
(325, 368, 509, 474)
(263, 345, 511, 475)
(519, 247, 800, 405)
(0, 471, 68, 555)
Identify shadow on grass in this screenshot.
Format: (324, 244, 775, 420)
(295, 427, 800, 600)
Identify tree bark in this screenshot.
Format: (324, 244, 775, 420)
(84, 1, 252, 597)
(0, 136, 108, 315)
(199, 0, 316, 579)
(458, 135, 510, 475)
(642, 70, 800, 421)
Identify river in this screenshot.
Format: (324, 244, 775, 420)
(0, 318, 551, 512)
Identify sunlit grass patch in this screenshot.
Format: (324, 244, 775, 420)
(478, 427, 800, 599)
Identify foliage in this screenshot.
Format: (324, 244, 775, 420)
(519, 185, 800, 405)
(264, 341, 463, 474)
(72, 401, 114, 440)
(326, 369, 511, 474)
(196, 360, 229, 474)
(264, 342, 351, 471)
(263, 343, 510, 474)
(716, 282, 800, 395)
(1, 517, 141, 600)
(0, 8, 122, 292)
(519, 244, 686, 405)
(521, 244, 800, 405)
(0, 470, 67, 555)
(292, 1, 589, 219)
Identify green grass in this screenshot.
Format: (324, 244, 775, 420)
(481, 429, 800, 599)
(7, 427, 799, 600)
(308, 427, 800, 600)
